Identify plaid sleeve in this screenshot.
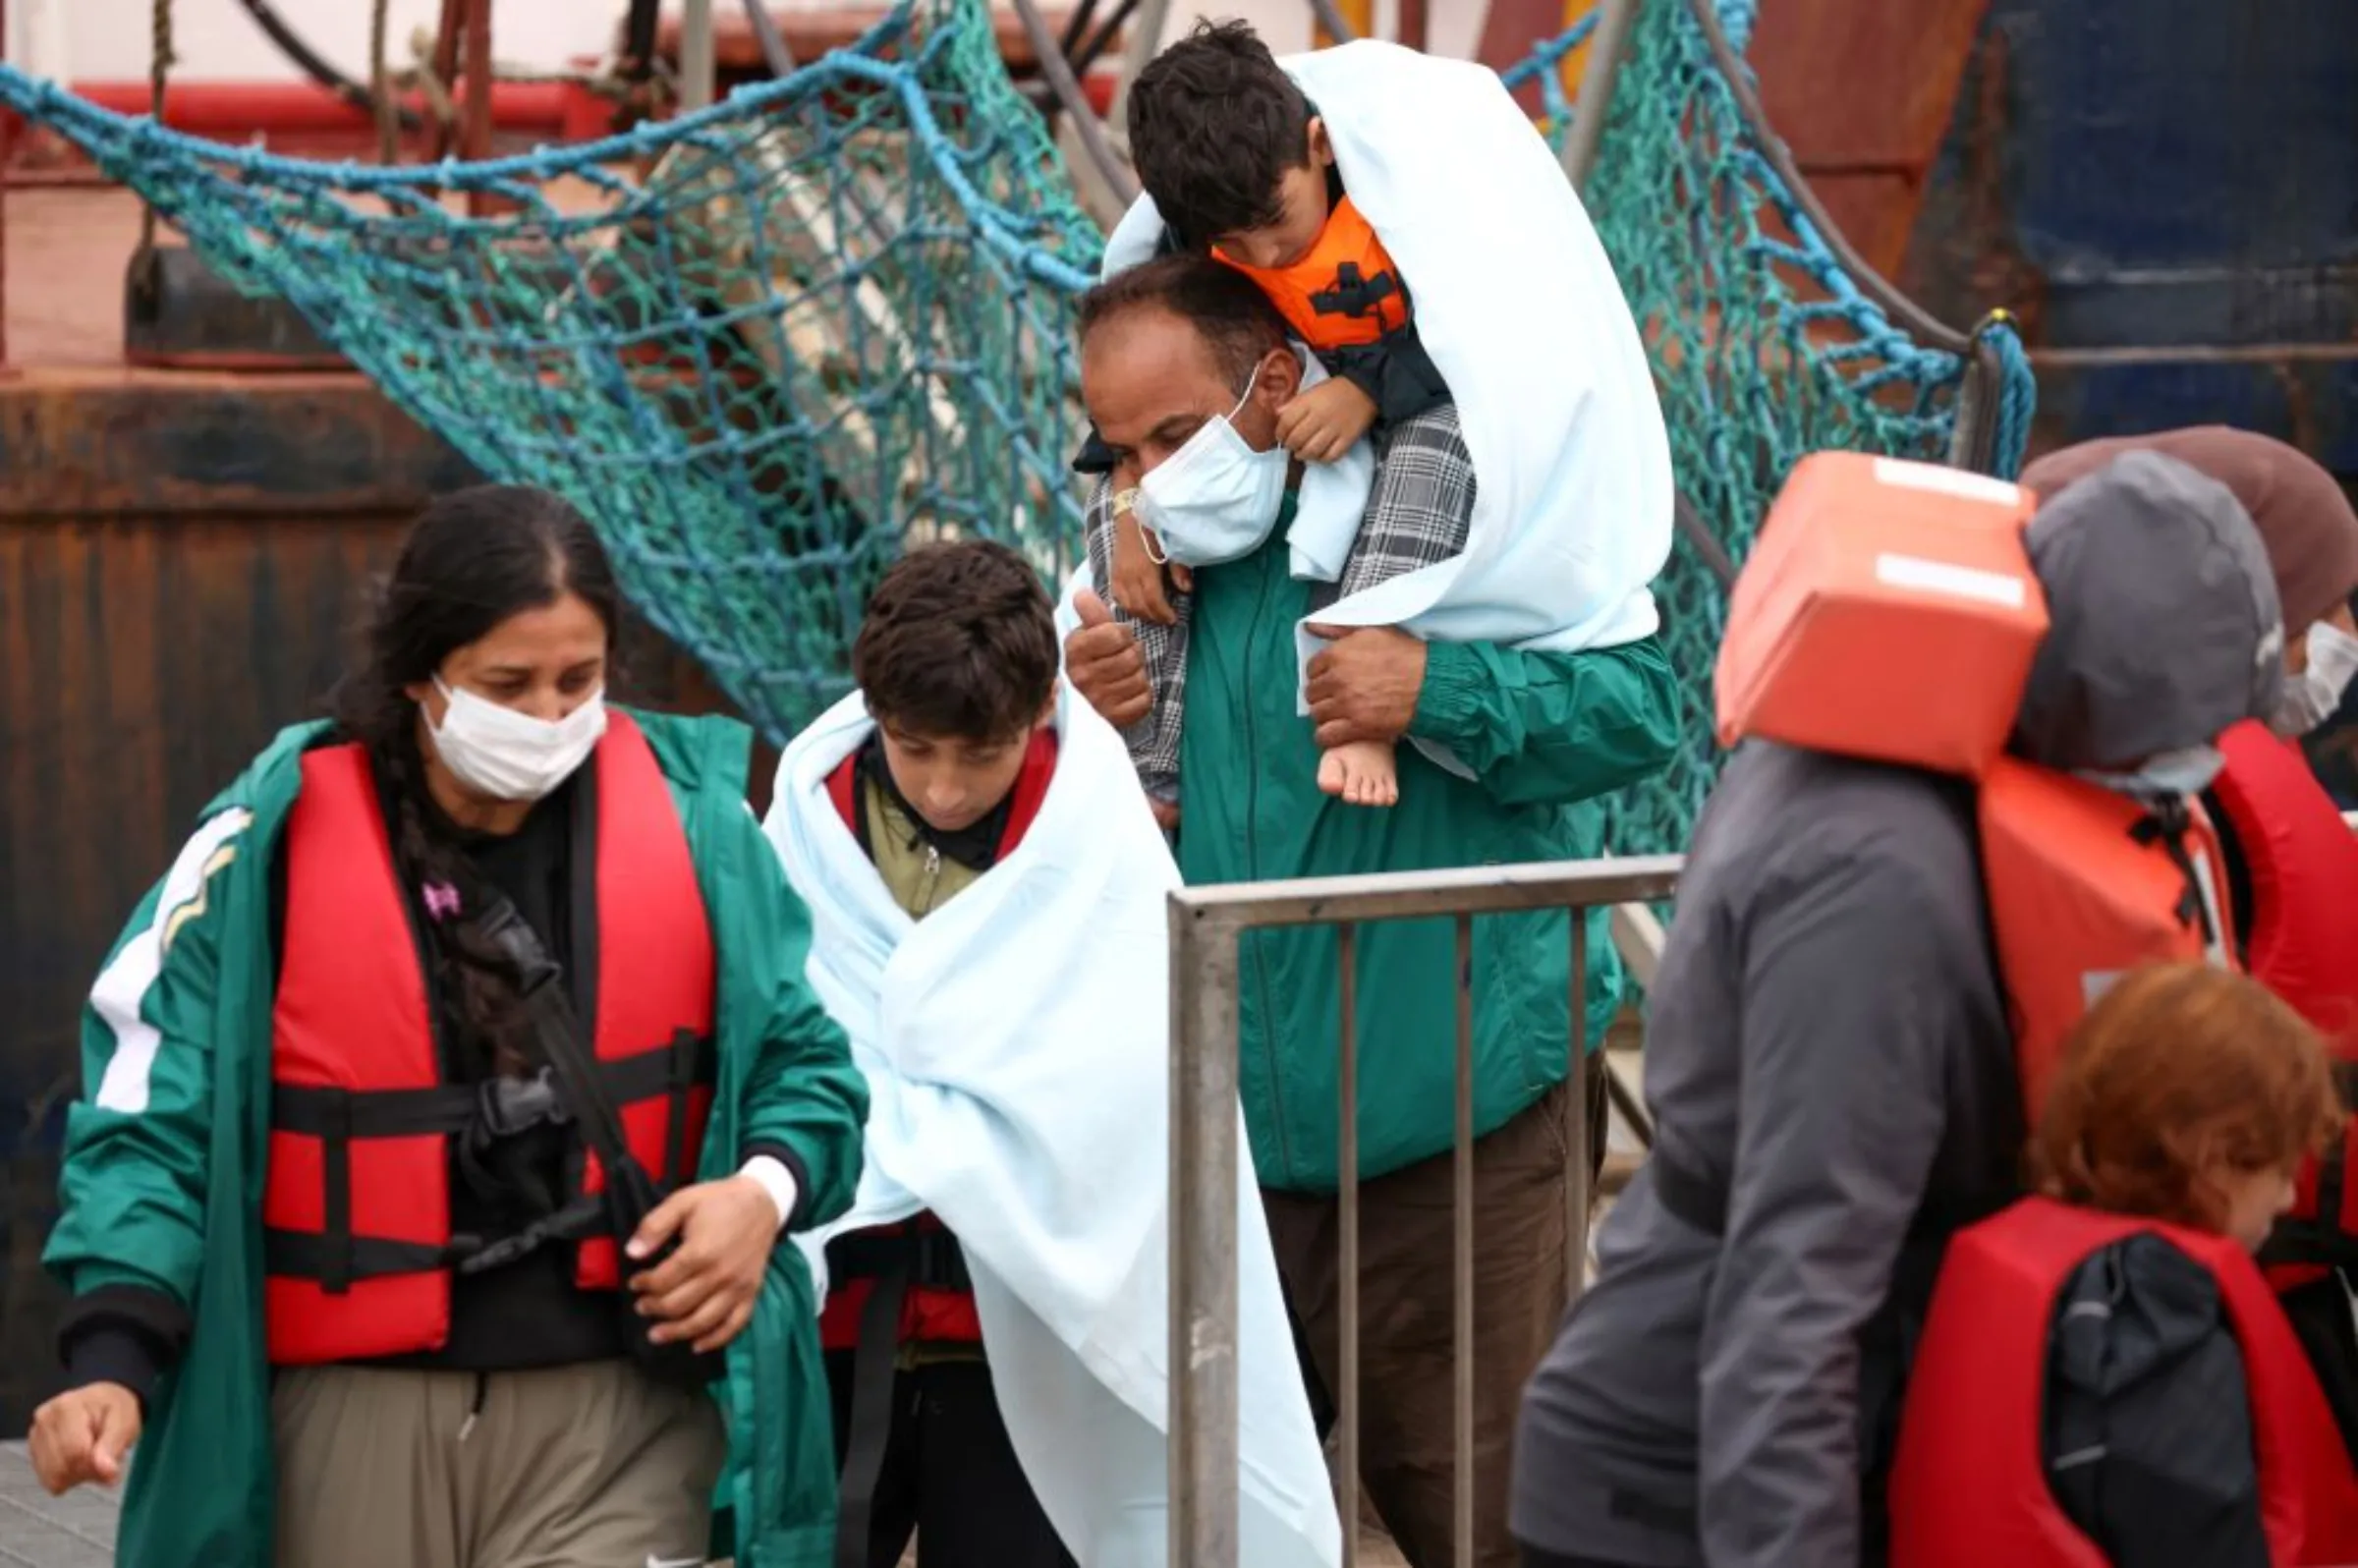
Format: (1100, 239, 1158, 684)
(1082, 476, 1188, 792)
(1335, 402, 1477, 601)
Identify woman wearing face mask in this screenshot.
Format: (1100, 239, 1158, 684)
(26, 485, 869, 1568)
(2024, 427, 2358, 1470)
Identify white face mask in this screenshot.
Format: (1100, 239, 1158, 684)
(427, 677, 607, 803)
(2270, 620, 2358, 739)
(1132, 364, 1290, 569)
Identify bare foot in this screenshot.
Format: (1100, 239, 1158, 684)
(1318, 739, 1400, 807)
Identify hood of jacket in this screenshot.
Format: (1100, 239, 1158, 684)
(2011, 450, 2283, 772)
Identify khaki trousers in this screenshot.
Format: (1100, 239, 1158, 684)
(1263, 1077, 1603, 1568)
(272, 1360, 726, 1568)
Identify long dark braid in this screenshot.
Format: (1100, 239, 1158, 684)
(332, 484, 620, 1078)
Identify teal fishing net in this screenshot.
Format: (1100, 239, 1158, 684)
(0, 0, 2031, 857)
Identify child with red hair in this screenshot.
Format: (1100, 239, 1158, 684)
(1891, 963, 2348, 1568)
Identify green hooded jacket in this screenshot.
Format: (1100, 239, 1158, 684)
(1177, 524, 1681, 1191)
(41, 709, 869, 1568)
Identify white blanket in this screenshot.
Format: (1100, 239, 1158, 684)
(762, 687, 1341, 1568)
(1100, 38, 1673, 666)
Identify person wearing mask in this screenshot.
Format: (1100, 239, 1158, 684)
(1512, 451, 2283, 1568)
(1890, 962, 2354, 1568)
(2024, 427, 2358, 1463)
(26, 485, 869, 1568)
(1060, 253, 1680, 1568)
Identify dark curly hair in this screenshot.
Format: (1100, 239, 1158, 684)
(1077, 252, 1291, 397)
(333, 483, 619, 1075)
(1126, 19, 1314, 252)
(852, 540, 1058, 742)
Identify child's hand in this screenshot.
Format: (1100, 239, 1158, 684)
(1275, 378, 1378, 465)
(1110, 494, 1191, 626)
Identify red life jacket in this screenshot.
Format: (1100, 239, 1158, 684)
(261, 712, 716, 1366)
(2210, 718, 2358, 1293)
(1890, 1196, 2358, 1567)
(2211, 719, 2358, 1047)
(814, 730, 1058, 1353)
(1214, 196, 1409, 352)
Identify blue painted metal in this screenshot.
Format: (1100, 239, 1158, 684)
(1972, 0, 2358, 469)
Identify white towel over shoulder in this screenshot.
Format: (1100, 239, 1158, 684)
(1101, 38, 1673, 666)
(761, 687, 1340, 1568)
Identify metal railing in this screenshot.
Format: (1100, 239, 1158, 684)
(1166, 855, 1683, 1568)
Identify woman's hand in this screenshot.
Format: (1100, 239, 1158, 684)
(1275, 378, 1378, 465)
(28, 1382, 141, 1494)
(627, 1175, 779, 1354)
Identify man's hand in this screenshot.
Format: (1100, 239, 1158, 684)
(1275, 378, 1378, 465)
(1304, 624, 1428, 749)
(1109, 503, 1190, 626)
(1066, 589, 1153, 729)
(627, 1174, 777, 1354)
(28, 1382, 140, 1494)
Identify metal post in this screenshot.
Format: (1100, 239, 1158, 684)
(1945, 321, 2008, 475)
(1560, 0, 1644, 194)
(1453, 915, 1477, 1568)
(1169, 900, 1242, 1568)
(1, 0, 11, 376)
(1566, 920, 1591, 1303)
(1337, 924, 1362, 1568)
(1010, 0, 1139, 208)
(680, 0, 716, 111)
(1398, 0, 1429, 52)
(461, 0, 491, 216)
(1105, 0, 1171, 143)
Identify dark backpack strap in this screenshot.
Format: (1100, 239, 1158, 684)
(835, 1241, 914, 1568)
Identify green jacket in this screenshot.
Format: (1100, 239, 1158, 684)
(1178, 530, 1680, 1191)
(41, 710, 869, 1568)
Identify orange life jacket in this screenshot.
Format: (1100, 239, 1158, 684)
(261, 712, 715, 1366)
(1889, 1196, 2358, 1568)
(2209, 717, 2358, 1292)
(1214, 195, 1409, 352)
(1980, 759, 2233, 1122)
(1717, 449, 2236, 1109)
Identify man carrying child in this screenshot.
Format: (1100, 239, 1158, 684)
(1064, 251, 1678, 1566)
(1062, 22, 1681, 1565)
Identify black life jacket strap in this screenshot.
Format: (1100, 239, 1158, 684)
(2128, 803, 2214, 942)
(834, 1243, 914, 1568)
(1310, 260, 1401, 322)
(262, 1195, 611, 1286)
(266, 1036, 713, 1294)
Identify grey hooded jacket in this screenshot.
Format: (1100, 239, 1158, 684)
(1511, 452, 2284, 1568)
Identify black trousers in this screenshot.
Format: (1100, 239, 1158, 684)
(826, 1350, 1076, 1568)
(1523, 1552, 1640, 1568)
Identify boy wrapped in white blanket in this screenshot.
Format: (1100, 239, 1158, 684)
(761, 541, 1339, 1568)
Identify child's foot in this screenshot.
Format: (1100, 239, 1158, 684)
(1318, 739, 1400, 808)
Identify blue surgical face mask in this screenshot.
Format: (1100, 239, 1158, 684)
(2270, 620, 2358, 739)
(1132, 364, 1290, 569)
(2075, 743, 2226, 801)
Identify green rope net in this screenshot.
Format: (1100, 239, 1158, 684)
(1510, 0, 2032, 852)
(0, 0, 2030, 860)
